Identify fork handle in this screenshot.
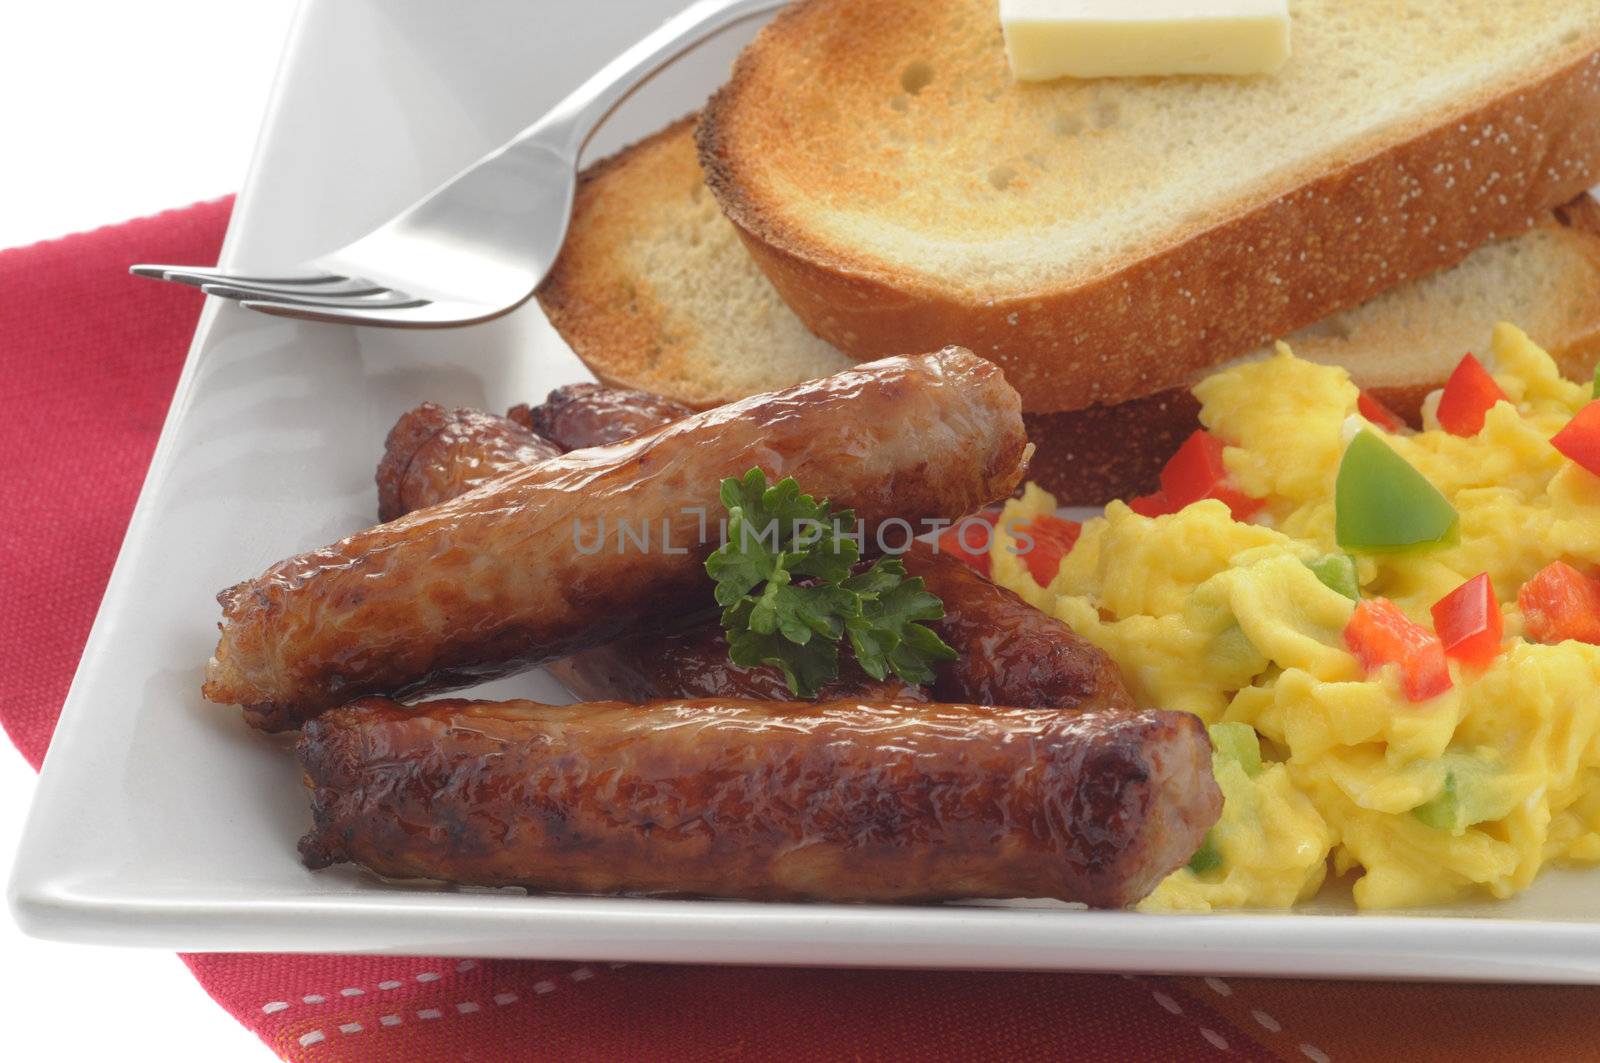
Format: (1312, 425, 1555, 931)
(528, 0, 789, 154)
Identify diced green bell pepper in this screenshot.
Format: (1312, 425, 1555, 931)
(1207, 623, 1268, 685)
(1185, 724, 1268, 876)
(1412, 752, 1511, 833)
(1592, 361, 1599, 400)
(1305, 553, 1360, 601)
(1209, 721, 1263, 778)
(1412, 773, 1465, 831)
(1335, 430, 1459, 553)
(1187, 832, 1223, 873)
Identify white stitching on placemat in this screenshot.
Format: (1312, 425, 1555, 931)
(1133, 979, 1229, 1053)
(258, 963, 498, 1013)
(279, 967, 1327, 1056)
(270, 962, 618, 1048)
(1200, 977, 1332, 1061)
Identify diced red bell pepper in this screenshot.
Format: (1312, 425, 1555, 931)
(1207, 484, 1266, 522)
(1358, 390, 1407, 433)
(1162, 430, 1242, 509)
(1129, 430, 1264, 520)
(935, 509, 1000, 577)
(1128, 488, 1262, 520)
(1436, 353, 1510, 437)
(1019, 513, 1082, 586)
(1344, 597, 1453, 702)
(1550, 401, 1600, 480)
(1128, 492, 1171, 517)
(1430, 573, 1503, 667)
(1518, 561, 1600, 645)
(936, 509, 1083, 585)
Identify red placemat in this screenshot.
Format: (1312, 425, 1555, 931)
(4, 203, 1598, 1062)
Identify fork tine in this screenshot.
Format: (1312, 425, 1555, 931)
(167, 273, 387, 298)
(130, 264, 349, 287)
(201, 283, 425, 309)
(240, 297, 512, 328)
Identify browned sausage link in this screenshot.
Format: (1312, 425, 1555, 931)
(370, 425, 1116, 708)
(903, 541, 1134, 711)
(375, 403, 561, 522)
(378, 397, 1117, 710)
(545, 622, 927, 702)
(384, 392, 915, 702)
(369, 419, 1118, 708)
(508, 382, 694, 451)
(552, 549, 1135, 708)
(205, 349, 1029, 730)
(297, 697, 1221, 907)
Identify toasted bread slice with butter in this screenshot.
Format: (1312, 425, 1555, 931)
(536, 120, 1600, 503)
(696, 0, 1600, 412)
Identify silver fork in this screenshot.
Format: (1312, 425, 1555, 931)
(131, 0, 786, 328)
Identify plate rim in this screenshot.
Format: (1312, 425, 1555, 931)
(10, 0, 1600, 981)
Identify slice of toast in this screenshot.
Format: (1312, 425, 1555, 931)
(697, 0, 1600, 412)
(537, 120, 1600, 504)
(539, 117, 852, 408)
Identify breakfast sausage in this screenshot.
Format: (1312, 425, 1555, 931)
(375, 404, 560, 522)
(373, 405, 1119, 711)
(544, 621, 928, 702)
(901, 542, 1130, 711)
(297, 696, 1221, 908)
(374, 389, 923, 702)
(204, 349, 1030, 730)
(377, 385, 690, 521)
(548, 548, 1136, 711)
(508, 382, 694, 451)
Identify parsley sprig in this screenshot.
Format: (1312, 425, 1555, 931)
(705, 468, 957, 698)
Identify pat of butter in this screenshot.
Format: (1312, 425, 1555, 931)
(1000, 0, 1291, 81)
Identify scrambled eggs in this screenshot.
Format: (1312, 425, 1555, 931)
(990, 324, 1600, 910)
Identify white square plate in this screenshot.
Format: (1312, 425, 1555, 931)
(11, 0, 1600, 980)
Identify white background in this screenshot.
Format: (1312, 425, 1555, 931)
(1, 2, 296, 1058)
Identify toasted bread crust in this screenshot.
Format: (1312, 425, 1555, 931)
(700, 7, 1600, 413)
(539, 114, 856, 406)
(537, 116, 706, 400)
